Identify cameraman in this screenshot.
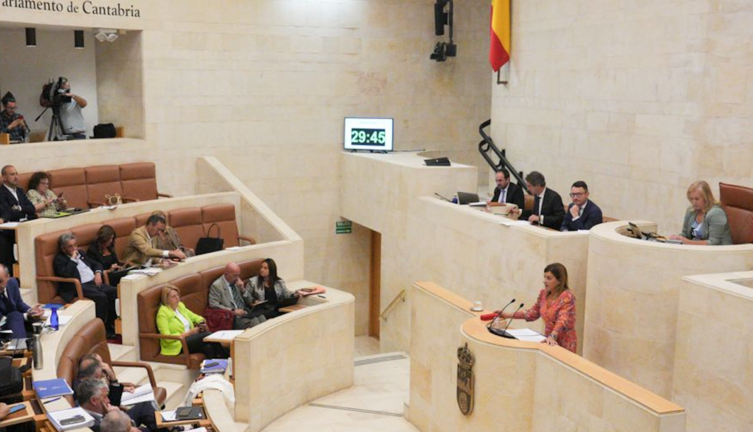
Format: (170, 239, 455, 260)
(58, 80, 88, 139)
(0, 92, 29, 143)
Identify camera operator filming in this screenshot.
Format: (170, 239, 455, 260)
(39, 77, 88, 141)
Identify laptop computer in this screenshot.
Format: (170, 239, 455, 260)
(456, 191, 480, 205)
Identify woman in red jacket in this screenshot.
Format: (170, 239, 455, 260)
(500, 263, 577, 353)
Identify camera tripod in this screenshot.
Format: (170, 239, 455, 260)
(35, 105, 67, 141)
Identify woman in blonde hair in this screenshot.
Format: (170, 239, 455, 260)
(669, 181, 732, 245)
(499, 263, 577, 353)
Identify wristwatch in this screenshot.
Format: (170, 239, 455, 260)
(549, 333, 557, 340)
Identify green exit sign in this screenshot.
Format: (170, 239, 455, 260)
(336, 220, 352, 234)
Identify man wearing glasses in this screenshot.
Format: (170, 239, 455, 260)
(0, 92, 29, 143)
(561, 181, 603, 231)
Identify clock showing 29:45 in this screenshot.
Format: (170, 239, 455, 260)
(350, 128, 386, 146)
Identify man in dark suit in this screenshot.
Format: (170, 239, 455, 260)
(0, 165, 36, 277)
(516, 171, 565, 229)
(54, 232, 118, 338)
(561, 181, 603, 231)
(487, 168, 525, 210)
(0, 264, 43, 338)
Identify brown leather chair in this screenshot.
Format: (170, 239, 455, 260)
(138, 274, 206, 369)
(719, 182, 753, 245)
(17, 172, 33, 192)
(202, 204, 256, 248)
(85, 165, 133, 208)
(48, 168, 88, 210)
(168, 208, 204, 251)
(107, 217, 138, 260)
(57, 318, 167, 406)
(120, 163, 172, 202)
(35, 230, 85, 304)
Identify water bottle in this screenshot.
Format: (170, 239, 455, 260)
(452, 194, 459, 204)
(32, 323, 44, 370)
(50, 308, 59, 331)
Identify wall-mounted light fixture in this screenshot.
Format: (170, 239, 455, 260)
(95, 29, 119, 43)
(74, 30, 85, 49)
(25, 28, 36, 47)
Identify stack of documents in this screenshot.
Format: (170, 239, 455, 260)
(33, 379, 73, 399)
(47, 407, 95, 431)
(200, 359, 228, 375)
(121, 383, 156, 406)
(206, 330, 244, 341)
(506, 328, 547, 343)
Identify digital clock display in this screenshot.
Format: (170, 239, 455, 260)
(343, 117, 394, 152)
(350, 128, 387, 146)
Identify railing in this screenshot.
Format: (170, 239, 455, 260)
(478, 119, 529, 194)
(379, 289, 406, 321)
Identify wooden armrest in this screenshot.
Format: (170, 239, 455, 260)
(36, 276, 84, 300)
(139, 333, 192, 367)
(157, 193, 173, 199)
(111, 361, 157, 388)
(238, 235, 256, 245)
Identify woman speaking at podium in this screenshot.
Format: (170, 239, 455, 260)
(499, 263, 577, 353)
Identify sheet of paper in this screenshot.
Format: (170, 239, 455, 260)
(506, 328, 546, 343)
(0, 222, 19, 229)
(207, 330, 244, 341)
(121, 383, 155, 405)
(161, 410, 177, 422)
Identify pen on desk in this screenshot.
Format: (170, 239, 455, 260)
(43, 397, 62, 404)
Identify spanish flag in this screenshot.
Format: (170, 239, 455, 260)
(489, 0, 511, 72)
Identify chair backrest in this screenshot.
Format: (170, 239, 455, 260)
(35, 231, 65, 304)
(168, 208, 204, 251)
(107, 217, 138, 259)
(48, 168, 88, 209)
(202, 204, 240, 248)
(17, 172, 33, 192)
(719, 182, 753, 245)
(85, 165, 123, 207)
(120, 162, 158, 202)
(57, 318, 111, 403)
(137, 283, 166, 362)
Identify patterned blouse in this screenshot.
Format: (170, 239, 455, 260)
(27, 189, 63, 218)
(514, 289, 577, 353)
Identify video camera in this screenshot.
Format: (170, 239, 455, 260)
(40, 77, 72, 109)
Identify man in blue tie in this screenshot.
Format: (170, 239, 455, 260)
(561, 181, 603, 231)
(0, 264, 44, 338)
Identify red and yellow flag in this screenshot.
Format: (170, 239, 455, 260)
(489, 0, 511, 72)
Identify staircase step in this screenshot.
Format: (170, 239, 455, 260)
(157, 381, 186, 411)
(113, 366, 150, 387)
(108, 344, 137, 362)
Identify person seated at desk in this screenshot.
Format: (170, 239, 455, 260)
(561, 181, 603, 232)
(0, 264, 43, 338)
(156, 285, 227, 359)
(122, 214, 186, 267)
(244, 258, 300, 319)
(54, 233, 118, 338)
(0, 92, 29, 143)
(669, 180, 733, 246)
(208, 262, 266, 329)
(101, 410, 141, 432)
(150, 211, 195, 258)
(26, 171, 67, 218)
(498, 263, 577, 353)
(512, 171, 565, 229)
(77, 378, 162, 432)
(487, 168, 525, 210)
(87, 225, 127, 286)
(0, 165, 36, 277)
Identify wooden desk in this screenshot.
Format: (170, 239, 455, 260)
(279, 304, 308, 313)
(155, 407, 211, 429)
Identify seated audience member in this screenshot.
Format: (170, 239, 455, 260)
(101, 410, 141, 432)
(499, 263, 577, 353)
(58, 79, 88, 140)
(487, 168, 525, 209)
(77, 378, 161, 432)
(76, 355, 162, 432)
(0, 92, 29, 143)
(122, 214, 186, 266)
(150, 211, 195, 258)
(208, 262, 266, 329)
(54, 233, 118, 338)
(87, 225, 126, 286)
(156, 285, 227, 359)
(245, 258, 300, 319)
(514, 171, 565, 229)
(27, 171, 67, 218)
(0, 264, 43, 338)
(669, 180, 733, 245)
(0, 165, 36, 276)
(560, 181, 603, 231)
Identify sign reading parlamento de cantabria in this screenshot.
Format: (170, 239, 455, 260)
(2, 0, 141, 17)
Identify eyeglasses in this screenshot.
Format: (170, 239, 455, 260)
(569, 192, 586, 198)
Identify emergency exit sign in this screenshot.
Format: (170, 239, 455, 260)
(336, 221, 352, 234)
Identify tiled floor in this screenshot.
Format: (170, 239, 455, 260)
(262, 347, 418, 432)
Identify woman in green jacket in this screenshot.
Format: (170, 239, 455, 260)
(156, 284, 227, 359)
(670, 180, 733, 246)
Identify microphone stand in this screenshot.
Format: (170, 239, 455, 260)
(488, 303, 524, 339)
(486, 299, 515, 335)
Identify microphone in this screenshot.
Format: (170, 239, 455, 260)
(434, 192, 452, 202)
(486, 298, 515, 330)
(489, 302, 524, 339)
